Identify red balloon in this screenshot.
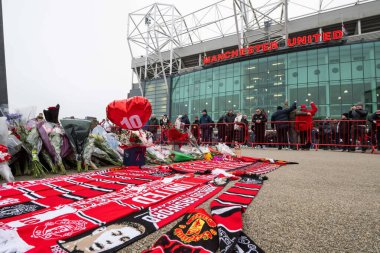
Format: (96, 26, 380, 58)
(106, 96, 152, 130)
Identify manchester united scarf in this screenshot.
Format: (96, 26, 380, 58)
(210, 176, 265, 253)
(0, 176, 215, 252)
(143, 208, 219, 253)
(57, 183, 223, 253)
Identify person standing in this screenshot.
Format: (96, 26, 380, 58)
(287, 101, 309, 150)
(147, 114, 159, 141)
(241, 115, 249, 145)
(295, 102, 318, 150)
(252, 108, 267, 148)
(348, 103, 368, 152)
(337, 113, 350, 151)
(181, 113, 190, 131)
(217, 115, 226, 142)
(160, 114, 171, 144)
(368, 109, 380, 151)
(224, 110, 236, 145)
(200, 109, 213, 144)
(191, 116, 200, 143)
(271, 102, 297, 150)
(234, 112, 243, 143)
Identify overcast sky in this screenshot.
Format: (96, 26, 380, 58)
(2, 0, 356, 119)
(3, 0, 207, 120)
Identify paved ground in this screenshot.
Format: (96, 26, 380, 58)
(122, 149, 380, 253)
(1, 149, 379, 252)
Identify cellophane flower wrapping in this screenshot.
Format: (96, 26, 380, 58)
(119, 130, 153, 147)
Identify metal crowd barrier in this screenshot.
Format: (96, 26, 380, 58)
(138, 119, 379, 153)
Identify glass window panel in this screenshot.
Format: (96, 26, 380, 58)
(206, 81, 213, 95)
(194, 71, 201, 84)
(219, 65, 227, 79)
(340, 45, 351, 63)
(226, 77, 234, 92)
(330, 82, 341, 105)
(188, 73, 194, 85)
(352, 80, 364, 104)
(328, 47, 340, 64)
(307, 50, 318, 66)
(297, 51, 307, 67)
(363, 43, 375, 60)
(233, 77, 241, 91)
(258, 58, 268, 73)
(249, 59, 258, 74)
(241, 61, 249, 76)
(363, 60, 375, 78)
(351, 44, 363, 61)
(287, 68, 298, 85)
(340, 80, 352, 105)
(297, 83, 307, 103)
(298, 66, 307, 83)
(318, 82, 327, 105)
(307, 83, 319, 103)
(233, 62, 241, 76)
(219, 79, 226, 93)
(318, 48, 328, 65)
(352, 61, 364, 79)
(206, 69, 213, 81)
(226, 65, 234, 78)
(288, 53, 297, 68)
(329, 63, 340, 81)
(213, 66, 220, 80)
(376, 60, 380, 77)
(375, 42, 380, 59)
(318, 64, 329, 82)
(308, 66, 318, 82)
(340, 62, 352, 80)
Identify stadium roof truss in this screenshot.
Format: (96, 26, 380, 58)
(127, 0, 374, 94)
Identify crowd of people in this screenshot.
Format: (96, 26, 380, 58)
(146, 102, 380, 152)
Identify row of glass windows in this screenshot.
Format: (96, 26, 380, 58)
(169, 41, 380, 120)
(173, 42, 380, 85)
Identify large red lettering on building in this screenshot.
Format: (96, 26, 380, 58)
(203, 30, 344, 65)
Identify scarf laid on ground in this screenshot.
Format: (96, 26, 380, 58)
(0, 174, 218, 253)
(143, 208, 219, 253)
(210, 175, 265, 253)
(58, 184, 223, 253)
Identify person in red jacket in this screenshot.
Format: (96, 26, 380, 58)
(295, 102, 318, 150)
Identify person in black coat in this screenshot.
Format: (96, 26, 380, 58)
(337, 113, 350, 151)
(147, 114, 160, 141)
(191, 116, 200, 143)
(368, 110, 380, 151)
(348, 103, 368, 152)
(199, 110, 213, 143)
(271, 102, 297, 150)
(181, 113, 191, 131)
(252, 108, 267, 148)
(217, 116, 226, 142)
(224, 110, 236, 145)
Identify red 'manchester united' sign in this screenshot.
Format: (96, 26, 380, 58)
(203, 30, 344, 65)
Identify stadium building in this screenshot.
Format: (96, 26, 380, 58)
(127, 0, 380, 121)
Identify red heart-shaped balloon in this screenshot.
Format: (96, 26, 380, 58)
(106, 96, 152, 130)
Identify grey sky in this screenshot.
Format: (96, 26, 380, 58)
(3, 0, 206, 120)
(2, 0, 355, 119)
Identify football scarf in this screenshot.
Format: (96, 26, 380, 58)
(143, 208, 219, 253)
(210, 176, 265, 253)
(164, 160, 253, 174)
(0, 177, 209, 252)
(57, 183, 223, 253)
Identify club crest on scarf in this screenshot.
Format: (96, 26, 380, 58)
(174, 212, 217, 243)
(32, 219, 87, 240)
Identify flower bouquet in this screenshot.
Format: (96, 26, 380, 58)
(26, 127, 48, 177)
(61, 118, 92, 172)
(0, 144, 14, 182)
